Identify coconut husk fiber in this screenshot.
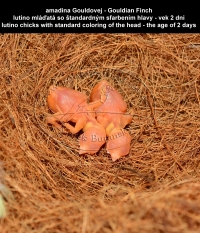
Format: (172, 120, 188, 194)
(0, 33, 200, 233)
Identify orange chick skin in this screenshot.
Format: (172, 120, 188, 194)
(46, 85, 106, 155)
(90, 80, 132, 161)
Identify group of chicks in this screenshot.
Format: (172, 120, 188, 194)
(47, 80, 132, 162)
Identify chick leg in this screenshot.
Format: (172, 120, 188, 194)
(63, 118, 86, 134)
(46, 112, 66, 130)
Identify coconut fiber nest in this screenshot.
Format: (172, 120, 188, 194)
(0, 34, 200, 233)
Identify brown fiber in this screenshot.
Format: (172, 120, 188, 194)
(0, 33, 200, 232)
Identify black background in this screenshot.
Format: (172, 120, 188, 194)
(0, 5, 199, 33)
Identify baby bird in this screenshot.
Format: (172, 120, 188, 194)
(90, 80, 132, 161)
(47, 85, 107, 154)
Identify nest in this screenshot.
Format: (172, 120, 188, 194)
(0, 33, 200, 233)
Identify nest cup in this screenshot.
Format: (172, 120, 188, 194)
(1, 33, 200, 232)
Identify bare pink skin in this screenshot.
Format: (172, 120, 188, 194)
(90, 80, 132, 161)
(46, 85, 106, 154)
